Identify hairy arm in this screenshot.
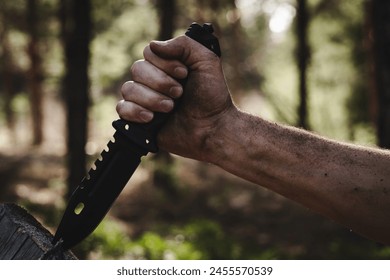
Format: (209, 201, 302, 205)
(209, 108, 390, 244)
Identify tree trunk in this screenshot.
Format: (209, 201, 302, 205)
(364, 0, 379, 130)
(27, 0, 44, 146)
(60, 0, 91, 196)
(371, 0, 390, 148)
(296, 0, 310, 129)
(0, 203, 76, 259)
(0, 24, 17, 134)
(157, 0, 176, 41)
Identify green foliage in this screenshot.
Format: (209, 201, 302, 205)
(129, 231, 203, 260)
(90, 1, 158, 94)
(91, 0, 136, 34)
(90, 95, 118, 136)
(260, 0, 375, 144)
(79, 218, 281, 260)
(75, 218, 205, 260)
(262, 29, 298, 124)
(175, 219, 240, 259)
(11, 93, 30, 115)
(3, 30, 30, 71)
(77, 218, 132, 259)
(309, 0, 371, 141)
(328, 238, 390, 260)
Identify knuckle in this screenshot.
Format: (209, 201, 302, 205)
(116, 101, 139, 121)
(130, 59, 145, 77)
(121, 81, 135, 99)
(143, 45, 152, 58)
(116, 100, 125, 115)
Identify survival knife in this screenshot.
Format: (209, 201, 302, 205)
(53, 22, 221, 250)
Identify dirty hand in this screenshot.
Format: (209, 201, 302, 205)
(117, 35, 236, 162)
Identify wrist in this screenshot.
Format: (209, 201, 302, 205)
(203, 106, 251, 166)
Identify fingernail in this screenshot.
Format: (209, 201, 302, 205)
(169, 86, 183, 98)
(160, 99, 174, 112)
(139, 111, 153, 122)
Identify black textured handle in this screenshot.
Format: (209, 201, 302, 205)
(113, 22, 221, 153)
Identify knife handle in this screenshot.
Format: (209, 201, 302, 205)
(113, 22, 221, 153)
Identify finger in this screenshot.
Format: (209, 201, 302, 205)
(149, 36, 220, 68)
(121, 81, 174, 113)
(131, 59, 183, 99)
(116, 100, 154, 123)
(143, 45, 188, 80)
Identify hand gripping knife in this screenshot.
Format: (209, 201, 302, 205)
(53, 23, 221, 250)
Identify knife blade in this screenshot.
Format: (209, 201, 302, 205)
(53, 22, 221, 250)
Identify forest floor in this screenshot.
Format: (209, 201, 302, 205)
(0, 95, 388, 259)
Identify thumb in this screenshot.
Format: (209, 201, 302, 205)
(149, 36, 219, 68)
(149, 36, 189, 60)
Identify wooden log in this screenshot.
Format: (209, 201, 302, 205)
(0, 203, 76, 260)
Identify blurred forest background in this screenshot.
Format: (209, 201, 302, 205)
(1, 0, 390, 259)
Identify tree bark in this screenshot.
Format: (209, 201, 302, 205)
(157, 0, 176, 41)
(0, 203, 76, 260)
(0, 23, 16, 134)
(296, 0, 310, 129)
(27, 0, 44, 146)
(60, 0, 91, 196)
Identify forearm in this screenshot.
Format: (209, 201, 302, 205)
(209, 108, 390, 244)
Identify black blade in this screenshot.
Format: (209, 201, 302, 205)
(53, 132, 148, 250)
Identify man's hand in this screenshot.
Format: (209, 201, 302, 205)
(117, 35, 235, 162)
